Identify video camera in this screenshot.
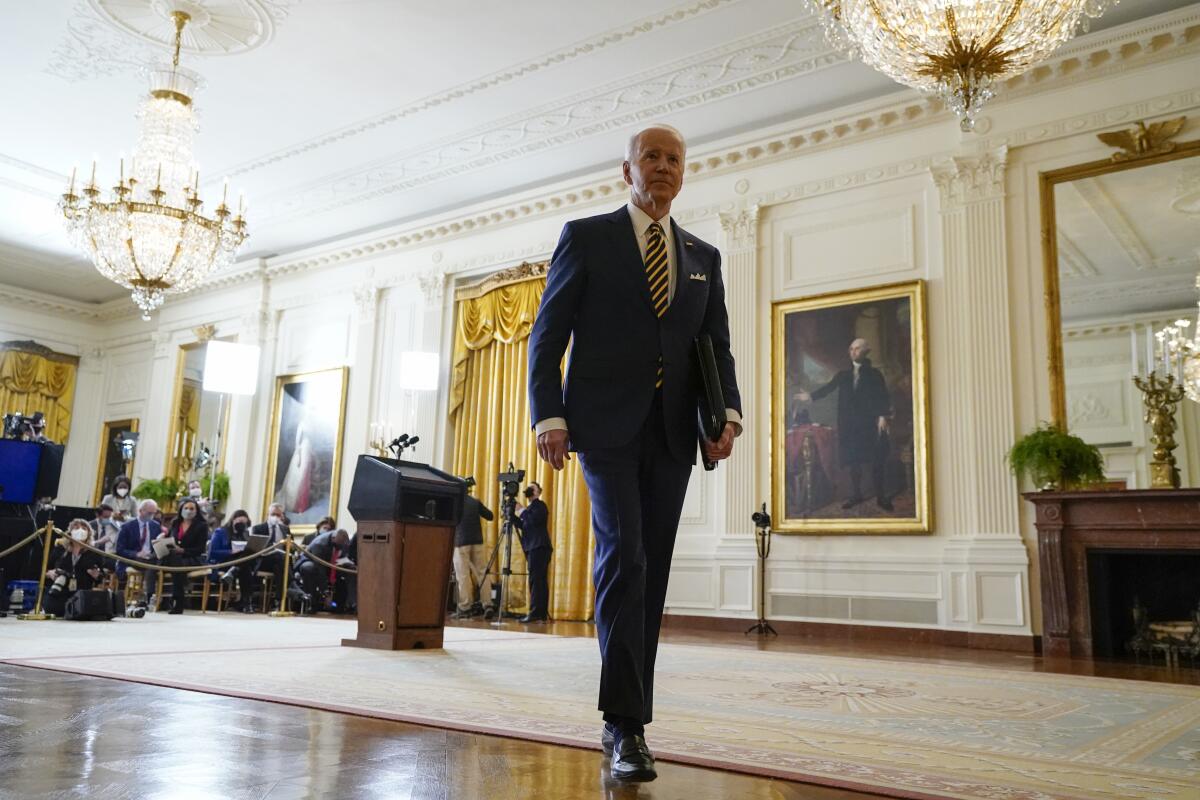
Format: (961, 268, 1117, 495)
(3, 411, 46, 440)
(462, 476, 477, 490)
(751, 504, 772, 529)
(498, 463, 526, 500)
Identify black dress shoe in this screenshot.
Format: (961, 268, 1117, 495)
(518, 614, 548, 623)
(601, 722, 617, 755)
(167, 607, 183, 615)
(611, 733, 656, 782)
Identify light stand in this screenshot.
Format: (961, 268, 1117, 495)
(488, 495, 520, 628)
(746, 502, 777, 637)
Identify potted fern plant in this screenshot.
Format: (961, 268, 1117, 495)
(1008, 424, 1105, 491)
(132, 476, 186, 512)
(200, 471, 231, 507)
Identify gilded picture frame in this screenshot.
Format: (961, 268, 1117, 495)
(771, 280, 932, 534)
(262, 366, 349, 534)
(94, 418, 138, 505)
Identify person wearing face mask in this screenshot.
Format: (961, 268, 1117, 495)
(245, 503, 290, 611)
(295, 527, 351, 613)
(43, 521, 105, 618)
(90, 504, 121, 556)
(101, 475, 138, 522)
(158, 498, 210, 614)
(209, 509, 251, 610)
(512, 482, 552, 624)
(116, 499, 162, 597)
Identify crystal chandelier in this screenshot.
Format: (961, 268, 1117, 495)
(808, 1, 1119, 131)
(59, 11, 247, 320)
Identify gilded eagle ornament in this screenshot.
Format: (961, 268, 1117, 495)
(1097, 117, 1187, 162)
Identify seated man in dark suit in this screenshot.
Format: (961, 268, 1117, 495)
(244, 503, 290, 611)
(512, 482, 552, 623)
(295, 527, 350, 613)
(115, 499, 162, 603)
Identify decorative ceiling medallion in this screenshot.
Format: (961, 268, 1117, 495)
(86, 0, 277, 56)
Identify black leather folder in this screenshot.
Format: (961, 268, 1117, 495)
(695, 335, 727, 472)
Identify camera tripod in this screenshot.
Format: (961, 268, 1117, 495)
(479, 494, 525, 625)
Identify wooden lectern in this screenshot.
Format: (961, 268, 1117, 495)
(342, 455, 465, 651)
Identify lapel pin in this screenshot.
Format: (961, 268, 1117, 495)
(684, 241, 695, 248)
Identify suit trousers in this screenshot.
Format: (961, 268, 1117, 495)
(524, 546, 551, 619)
(578, 395, 691, 726)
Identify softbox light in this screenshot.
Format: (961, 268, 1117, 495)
(203, 341, 261, 395)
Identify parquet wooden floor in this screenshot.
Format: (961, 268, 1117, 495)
(1, 618, 1193, 799)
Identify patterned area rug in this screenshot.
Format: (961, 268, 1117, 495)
(2, 616, 1198, 800)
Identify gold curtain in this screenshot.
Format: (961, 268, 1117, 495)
(450, 263, 595, 621)
(0, 341, 78, 443)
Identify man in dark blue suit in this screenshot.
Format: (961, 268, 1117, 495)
(115, 499, 161, 600)
(513, 481, 551, 623)
(527, 125, 741, 782)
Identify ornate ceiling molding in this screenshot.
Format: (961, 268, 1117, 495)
(252, 18, 841, 226)
(47, 0, 298, 81)
(1066, 179, 1154, 270)
(221, 0, 740, 179)
(0, 281, 105, 319)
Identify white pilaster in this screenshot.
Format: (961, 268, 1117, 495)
(931, 147, 1021, 539)
(338, 283, 381, 519)
(718, 206, 759, 540)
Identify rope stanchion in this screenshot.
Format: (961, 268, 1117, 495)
(290, 540, 358, 575)
(17, 520, 59, 621)
(0, 526, 46, 561)
(269, 538, 296, 618)
(69, 536, 286, 573)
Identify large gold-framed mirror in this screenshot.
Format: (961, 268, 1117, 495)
(1042, 117, 1200, 487)
(164, 332, 233, 484)
(94, 418, 138, 505)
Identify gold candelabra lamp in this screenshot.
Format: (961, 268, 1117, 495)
(1133, 372, 1186, 489)
(368, 422, 393, 458)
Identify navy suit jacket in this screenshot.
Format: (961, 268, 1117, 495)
(513, 498, 552, 552)
(528, 206, 741, 463)
(115, 518, 161, 575)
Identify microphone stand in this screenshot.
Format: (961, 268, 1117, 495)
(745, 503, 777, 637)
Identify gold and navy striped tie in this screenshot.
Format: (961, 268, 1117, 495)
(644, 221, 669, 388)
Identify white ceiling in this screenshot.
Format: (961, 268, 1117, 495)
(0, 0, 1193, 303)
(1057, 155, 1200, 322)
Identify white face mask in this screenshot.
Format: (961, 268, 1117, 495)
(180, 508, 196, 520)
(116, 488, 129, 497)
(189, 487, 202, 497)
(268, 515, 282, 526)
(70, 528, 88, 542)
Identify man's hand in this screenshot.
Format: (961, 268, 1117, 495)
(877, 416, 890, 434)
(702, 422, 737, 462)
(537, 429, 571, 470)
(793, 390, 811, 403)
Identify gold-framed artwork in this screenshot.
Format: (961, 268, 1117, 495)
(262, 366, 349, 534)
(771, 280, 932, 534)
(94, 418, 138, 505)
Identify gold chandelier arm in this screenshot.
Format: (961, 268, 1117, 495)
(170, 11, 190, 69)
(980, 0, 1026, 55)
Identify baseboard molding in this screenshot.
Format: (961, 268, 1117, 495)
(662, 613, 1037, 653)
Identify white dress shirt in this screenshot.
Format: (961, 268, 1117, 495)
(535, 203, 742, 437)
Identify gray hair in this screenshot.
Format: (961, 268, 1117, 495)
(624, 124, 688, 162)
(269, 503, 285, 516)
(138, 498, 158, 513)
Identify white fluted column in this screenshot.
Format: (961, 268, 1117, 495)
(337, 284, 381, 518)
(931, 147, 1019, 538)
(416, 270, 447, 468)
(718, 206, 760, 538)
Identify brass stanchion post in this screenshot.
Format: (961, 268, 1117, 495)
(18, 520, 58, 621)
(270, 537, 296, 618)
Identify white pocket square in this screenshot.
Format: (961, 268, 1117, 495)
(689, 272, 707, 282)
